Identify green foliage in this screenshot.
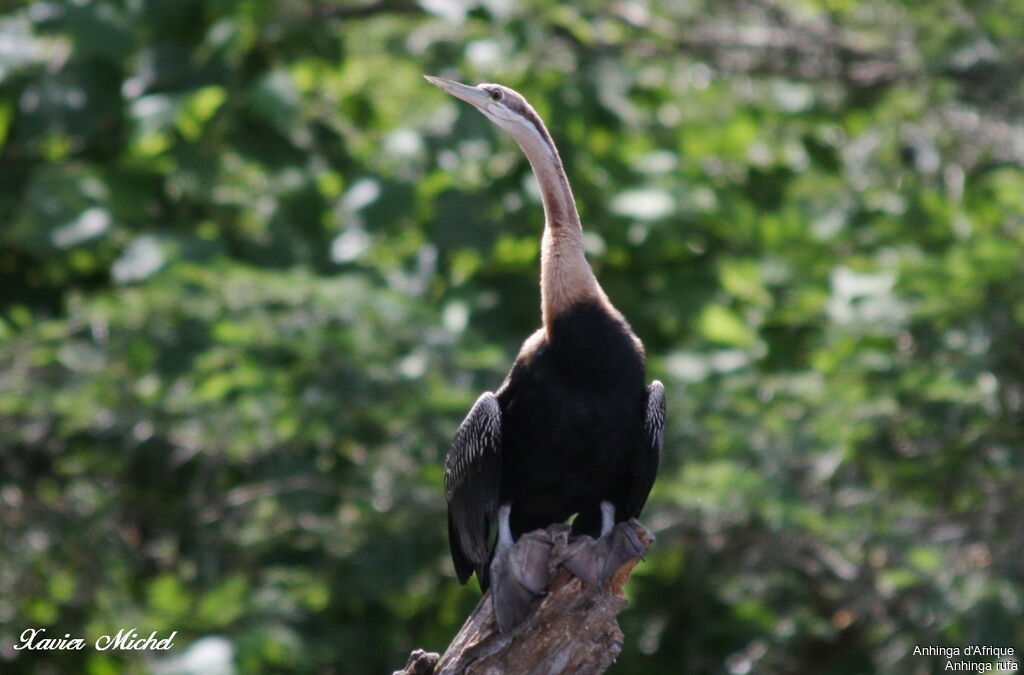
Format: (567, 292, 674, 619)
(1, 0, 1022, 673)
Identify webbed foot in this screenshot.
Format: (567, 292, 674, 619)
(489, 505, 554, 633)
(561, 503, 648, 586)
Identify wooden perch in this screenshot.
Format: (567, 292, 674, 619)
(394, 521, 654, 675)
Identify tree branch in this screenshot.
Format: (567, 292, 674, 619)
(394, 521, 654, 675)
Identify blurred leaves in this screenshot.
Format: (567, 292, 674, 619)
(2, 0, 1023, 673)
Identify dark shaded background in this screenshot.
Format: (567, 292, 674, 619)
(1, 0, 1022, 672)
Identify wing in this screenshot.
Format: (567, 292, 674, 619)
(625, 380, 666, 518)
(445, 391, 503, 587)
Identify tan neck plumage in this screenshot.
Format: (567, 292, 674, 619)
(513, 124, 614, 335)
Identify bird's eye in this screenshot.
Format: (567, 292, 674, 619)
(488, 88, 503, 102)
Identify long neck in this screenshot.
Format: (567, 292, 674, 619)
(513, 124, 608, 334)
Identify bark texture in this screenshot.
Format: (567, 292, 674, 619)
(394, 521, 653, 675)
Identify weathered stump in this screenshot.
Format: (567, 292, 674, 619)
(394, 521, 653, 675)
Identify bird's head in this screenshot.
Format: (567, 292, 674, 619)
(425, 76, 551, 153)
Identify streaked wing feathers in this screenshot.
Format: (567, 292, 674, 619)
(445, 391, 503, 586)
(626, 380, 665, 517)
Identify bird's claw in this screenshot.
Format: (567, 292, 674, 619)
(560, 522, 647, 587)
(489, 530, 555, 633)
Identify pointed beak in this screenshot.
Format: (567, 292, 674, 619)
(424, 75, 490, 108)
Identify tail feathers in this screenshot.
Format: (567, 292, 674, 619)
(448, 513, 491, 589)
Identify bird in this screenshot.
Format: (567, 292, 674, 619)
(426, 75, 665, 631)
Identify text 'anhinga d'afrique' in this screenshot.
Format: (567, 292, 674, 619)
(427, 76, 666, 633)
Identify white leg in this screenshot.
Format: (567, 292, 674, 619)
(498, 503, 514, 547)
(600, 501, 615, 537)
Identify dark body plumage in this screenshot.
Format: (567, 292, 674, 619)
(499, 302, 647, 537)
(445, 300, 663, 588)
